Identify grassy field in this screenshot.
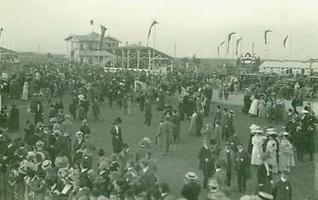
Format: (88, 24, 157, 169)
(5, 94, 315, 200)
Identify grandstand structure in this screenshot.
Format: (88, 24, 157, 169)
(65, 32, 172, 70)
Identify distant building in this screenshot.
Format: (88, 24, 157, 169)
(259, 60, 318, 76)
(65, 32, 172, 69)
(0, 46, 18, 62)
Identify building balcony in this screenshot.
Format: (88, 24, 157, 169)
(77, 50, 113, 57)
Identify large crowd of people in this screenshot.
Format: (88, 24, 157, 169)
(0, 60, 316, 200)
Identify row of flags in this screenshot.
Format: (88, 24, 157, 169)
(89, 19, 158, 50)
(89, 19, 107, 50)
(217, 30, 290, 58)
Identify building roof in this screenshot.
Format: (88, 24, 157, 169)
(0, 46, 17, 54)
(260, 60, 310, 69)
(65, 32, 121, 42)
(106, 45, 173, 59)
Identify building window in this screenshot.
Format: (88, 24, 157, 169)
(89, 44, 93, 51)
(80, 57, 83, 64)
(80, 44, 84, 50)
(89, 58, 93, 64)
(99, 56, 103, 61)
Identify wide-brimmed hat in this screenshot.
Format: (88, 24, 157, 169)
(49, 117, 58, 123)
(26, 151, 36, 159)
(282, 131, 289, 136)
(250, 124, 260, 130)
(185, 172, 198, 181)
(36, 140, 45, 149)
(139, 137, 151, 148)
(258, 191, 274, 200)
(253, 129, 264, 134)
(302, 110, 309, 114)
(76, 131, 83, 138)
(267, 131, 277, 136)
(42, 160, 52, 170)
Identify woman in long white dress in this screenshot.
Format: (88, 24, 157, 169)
(266, 134, 278, 173)
(279, 132, 295, 172)
(188, 110, 198, 135)
(251, 130, 265, 165)
(248, 95, 259, 116)
(258, 97, 266, 118)
(22, 81, 29, 101)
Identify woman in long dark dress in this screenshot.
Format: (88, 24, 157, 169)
(8, 104, 20, 132)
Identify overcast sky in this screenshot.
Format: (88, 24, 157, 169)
(0, 0, 317, 59)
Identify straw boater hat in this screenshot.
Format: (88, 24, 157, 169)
(185, 172, 198, 181)
(258, 191, 274, 200)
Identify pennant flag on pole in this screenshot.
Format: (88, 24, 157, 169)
(264, 30, 272, 44)
(283, 35, 289, 49)
(90, 20, 94, 25)
(227, 32, 236, 53)
(99, 25, 107, 50)
(236, 38, 243, 55)
(0, 27, 3, 39)
(217, 46, 220, 58)
(147, 20, 158, 47)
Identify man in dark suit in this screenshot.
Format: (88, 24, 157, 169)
(73, 131, 84, 167)
(272, 171, 292, 200)
(221, 108, 230, 140)
(144, 98, 153, 126)
(198, 139, 213, 188)
(33, 100, 44, 124)
(257, 153, 273, 193)
(213, 160, 227, 189)
(218, 142, 234, 187)
(110, 117, 123, 154)
(213, 105, 222, 128)
(181, 172, 201, 200)
(171, 109, 181, 143)
(139, 159, 157, 193)
(234, 144, 250, 193)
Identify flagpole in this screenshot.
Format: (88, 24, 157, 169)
(252, 42, 255, 55)
(153, 18, 156, 49)
(289, 30, 292, 60)
(0, 29, 4, 61)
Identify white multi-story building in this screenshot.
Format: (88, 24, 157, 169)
(65, 32, 120, 65)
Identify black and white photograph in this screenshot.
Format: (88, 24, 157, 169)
(0, 0, 317, 199)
